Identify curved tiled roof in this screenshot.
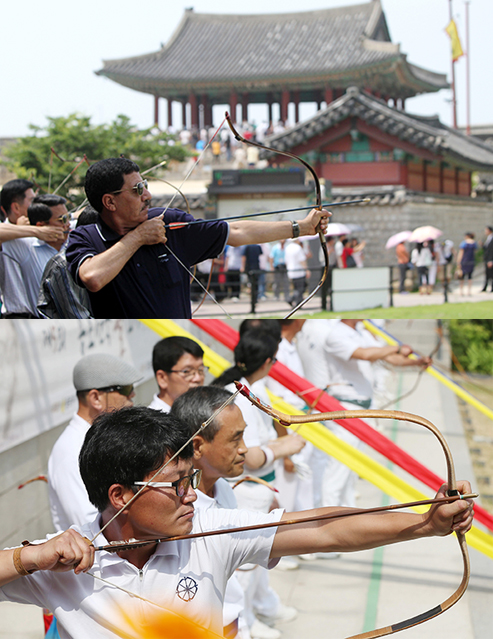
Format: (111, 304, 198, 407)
(262, 86, 493, 171)
(97, 2, 447, 96)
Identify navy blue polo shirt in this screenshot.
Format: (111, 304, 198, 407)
(66, 208, 228, 318)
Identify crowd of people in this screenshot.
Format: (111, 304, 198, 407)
(395, 228, 493, 296)
(176, 120, 288, 168)
(0, 320, 474, 639)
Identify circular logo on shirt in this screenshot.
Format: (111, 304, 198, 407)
(176, 576, 198, 602)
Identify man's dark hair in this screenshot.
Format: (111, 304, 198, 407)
(28, 194, 67, 225)
(76, 205, 99, 228)
(85, 157, 140, 213)
(28, 203, 52, 225)
(487, 226, 493, 233)
(79, 406, 194, 512)
(171, 386, 234, 442)
(0, 179, 34, 215)
(152, 336, 204, 374)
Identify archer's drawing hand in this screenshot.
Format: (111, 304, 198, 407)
(20, 529, 95, 575)
(133, 213, 167, 246)
(298, 208, 331, 236)
(426, 481, 474, 537)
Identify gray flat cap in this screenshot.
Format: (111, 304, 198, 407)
(73, 353, 141, 391)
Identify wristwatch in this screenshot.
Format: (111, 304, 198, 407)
(291, 220, 300, 238)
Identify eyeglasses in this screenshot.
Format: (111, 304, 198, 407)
(168, 366, 208, 381)
(97, 384, 134, 397)
(57, 213, 71, 224)
(109, 179, 148, 197)
(133, 469, 202, 497)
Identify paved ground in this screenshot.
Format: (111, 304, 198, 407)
(2, 323, 492, 638)
(266, 322, 493, 639)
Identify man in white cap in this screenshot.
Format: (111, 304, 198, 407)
(47, 353, 141, 531)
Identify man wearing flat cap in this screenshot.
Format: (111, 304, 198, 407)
(47, 353, 141, 531)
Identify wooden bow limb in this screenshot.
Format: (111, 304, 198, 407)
(224, 112, 329, 319)
(92, 493, 476, 554)
(234, 381, 472, 639)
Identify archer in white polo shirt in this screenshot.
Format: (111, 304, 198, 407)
(0, 407, 474, 639)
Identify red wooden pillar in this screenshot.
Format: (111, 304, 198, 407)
(202, 94, 212, 127)
(281, 89, 290, 123)
(181, 101, 187, 129)
(423, 160, 428, 192)
(293, 90, 300, 123)
(439, 162, 444, 194)
(267, 93, 273, 124)
(154, 96, 159, 127)
(242, 93, 249, 123)
(189, 93, 199, 129)
(229, 91, 238, 124)
(324, 87, 333, 105)
(167, 99, 173, 130)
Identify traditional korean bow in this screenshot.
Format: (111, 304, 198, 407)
(225, 113, 329, 319)
(233, 381, 472, 639)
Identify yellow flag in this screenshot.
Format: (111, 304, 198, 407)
(445, 19, 464, 61)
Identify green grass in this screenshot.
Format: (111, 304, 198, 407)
(267, 301, 493, 319)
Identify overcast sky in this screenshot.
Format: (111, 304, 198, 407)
(1, 0, 490, 138)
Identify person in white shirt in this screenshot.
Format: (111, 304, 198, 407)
(148, 336, 206, 413)
(265, 320, 315, 515)
(284, 238, 309, 308)
(171, 386, 252, 639)
(1, 195, 71, 317)
(47, 353, 141, 532)
(298, 320, 431, 511)
(0, 407, 474, 639)
(212, 329, 304, 637)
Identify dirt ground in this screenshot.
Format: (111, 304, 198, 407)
(455, 373, 493, 515)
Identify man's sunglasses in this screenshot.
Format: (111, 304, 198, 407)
(109, 179, 148, 197)
(96, 384, 134, 397)
(133, 469, 202, 498)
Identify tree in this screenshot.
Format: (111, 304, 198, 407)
(2, 114, 190, 206)
(446, 320, 493, 374)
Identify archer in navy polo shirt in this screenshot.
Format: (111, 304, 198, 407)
(66, 208, 228, 318)
(65, 157, 329, 319)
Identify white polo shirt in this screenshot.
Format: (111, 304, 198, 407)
(48, 413, 97, 531)
(148, 394, 172, 413)
(265, 336, 306, 410)
(297, 320, 339, 390)
(195, 480, 246, 627)
(0, 508, 283, 639)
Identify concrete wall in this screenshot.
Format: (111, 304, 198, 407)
(331, 196, 493, 267)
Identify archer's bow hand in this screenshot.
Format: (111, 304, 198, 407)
(19, 529, 95, 576)
(426, 481, 475, 537)
(298, 208, 331, 236)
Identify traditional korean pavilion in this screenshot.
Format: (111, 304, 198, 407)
(96, 0, 448, 129)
